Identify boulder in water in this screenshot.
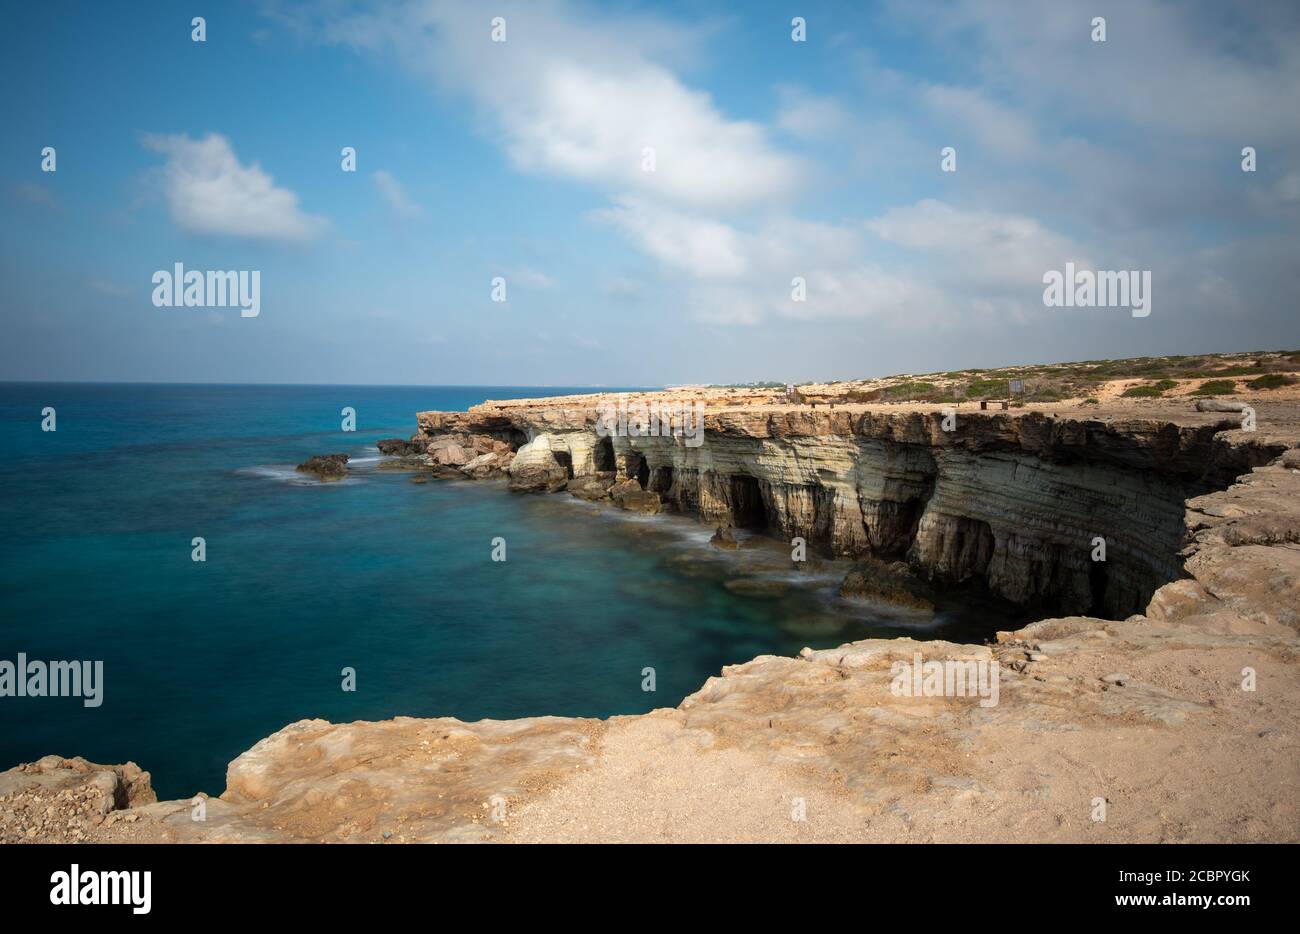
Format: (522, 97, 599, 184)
(710, 526, 740, 549)
(295, 453, 349, 482)
(839, 557, 936, 612)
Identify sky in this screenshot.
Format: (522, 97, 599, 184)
(2, 0, 1298, 386)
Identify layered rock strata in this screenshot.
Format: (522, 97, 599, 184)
(413, 399, 1284, 618)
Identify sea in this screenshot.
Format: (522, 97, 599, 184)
(0, 383, 1015, 798)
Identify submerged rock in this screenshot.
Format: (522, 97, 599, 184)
(377, 438, 427, 456)
(295, 453, 349, 481)
(723, 577, 791, 598)
(839, 557, 936, 612)
(709, 526, 740, 549)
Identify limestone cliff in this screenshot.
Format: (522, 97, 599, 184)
(413, 397, 1284, 619)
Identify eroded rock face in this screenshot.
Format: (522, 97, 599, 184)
(414, 399, 1286, 618)
(461, 452, 509, 480)
(507, 436, 569, 493)
(566, 473, 615, 501)
(609, 476, 661, 514)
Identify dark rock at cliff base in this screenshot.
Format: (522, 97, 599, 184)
(377, 438, 427, 456)
(461, 452, 511, 480)
(567, 473, 615, 501)
(508, 453, 568, 494)
(609, 477, 662, 514)
(429, 442, 471, 467)
(510, 467, 567, 493)
(723, 577, 791, 598)
(1195, 399, 1248, 412)
(710, 526, 740, 549)
(616, 490, 663, 515)
(839, 558, 936, 612)
(296, 453, 349, 481)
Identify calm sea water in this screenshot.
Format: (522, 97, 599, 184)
(0, 383, 1015, 798)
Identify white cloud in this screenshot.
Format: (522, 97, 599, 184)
(294, 0, 799, 211)
(143, 132, 326, 241)
(595, 198, 946, 324)
(920, 84, 1036, 157)
(886, 0, 1300, 144)
(507, 266, 557, 290)
(593, 197, 751, 280)
(593, 198, 1098, 326)
(867, 199, 1092, 290)
(372, 169, 421, 218)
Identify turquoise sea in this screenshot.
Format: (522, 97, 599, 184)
(0, 384, 1017, 799)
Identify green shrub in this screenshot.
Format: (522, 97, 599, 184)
(1248, 373, 1294, 390)
(1192, 379, 1237, 396)
(883, 381, 937, 398)
(1081, 397, 1100, 405)
(965, 378, 1009, 398)
(1122, 385, 1164, 398)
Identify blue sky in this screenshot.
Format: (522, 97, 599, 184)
(2, 0, 1298, 385)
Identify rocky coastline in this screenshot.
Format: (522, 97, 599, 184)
(4, 385, 1299, 843)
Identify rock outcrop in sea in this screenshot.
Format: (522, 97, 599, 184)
(295, 453, 350, 481)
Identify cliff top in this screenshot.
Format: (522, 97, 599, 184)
(427, 349, 1300, 435)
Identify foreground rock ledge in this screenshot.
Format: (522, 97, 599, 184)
(4, 402, 1298, 843)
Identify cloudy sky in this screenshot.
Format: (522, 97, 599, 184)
(3, 0, 1298, 385)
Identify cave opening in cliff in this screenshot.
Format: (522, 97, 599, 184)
(730, 474, 768, 530)
(623, 450, 649, 487)
(553, 450, 574, 479)
(649, 465, 674, 495)
(1089, 559, 1109, 617)
(593, 436, 615, 472)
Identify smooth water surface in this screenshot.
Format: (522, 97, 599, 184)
(0, 383, 1014, 798)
